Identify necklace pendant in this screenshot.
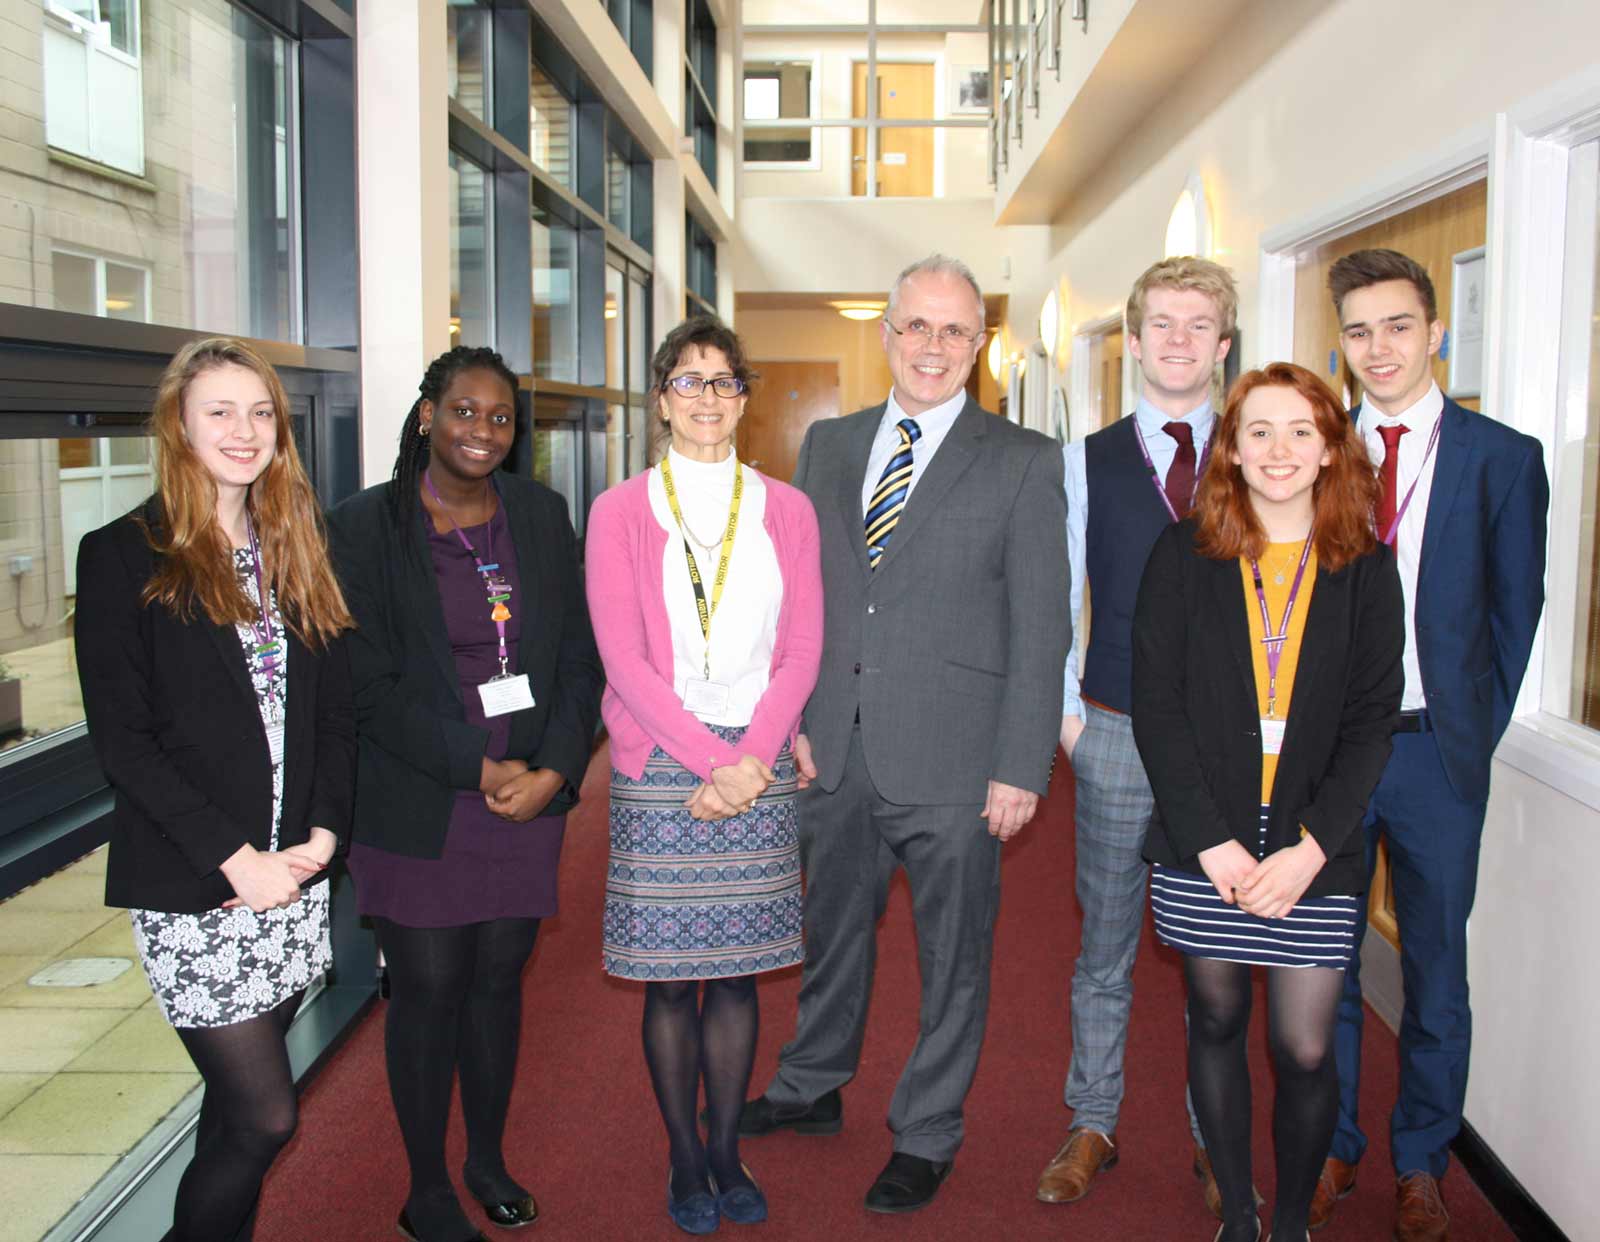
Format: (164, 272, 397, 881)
(1274, 571, 1286, 586)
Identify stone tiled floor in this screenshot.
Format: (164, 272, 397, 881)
(0, 847, 199, 1242)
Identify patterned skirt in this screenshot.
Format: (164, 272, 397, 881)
(1151, 806, 1359, 969)
(603, 725, 803, 981)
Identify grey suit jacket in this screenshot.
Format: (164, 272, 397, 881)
(791, 397, 1071, 805)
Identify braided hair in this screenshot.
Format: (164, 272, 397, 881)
(389, 345, 520, 535)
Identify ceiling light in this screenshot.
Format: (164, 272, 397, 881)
(832, 300, 885, 322)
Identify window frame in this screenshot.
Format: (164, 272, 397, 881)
(741, 54, 822, 171)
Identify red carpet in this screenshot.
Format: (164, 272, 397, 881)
(257, 745, 1513, 1240)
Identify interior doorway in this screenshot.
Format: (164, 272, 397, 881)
(851, 63, 933, 197)
(739, 360, 841, 482)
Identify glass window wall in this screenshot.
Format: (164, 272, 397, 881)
(449, 151, 493, 348)
(530, 62, 574, 189)
(532, 204, 579, 383)
(448, 0, 491, 122)
(12, 2, 299, 341)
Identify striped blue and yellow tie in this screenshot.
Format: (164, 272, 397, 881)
(864, 417, 922, 569)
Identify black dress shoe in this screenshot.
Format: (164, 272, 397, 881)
(477, 1195, 538, 1229)
(396, 1209, 488, 1242)
(736, 1088, 842, 1137)
(864, 1152, 951, 1214)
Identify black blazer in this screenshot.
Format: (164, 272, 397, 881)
(75, 502, 355, 914)
(1131, 521, 1404, 898)
(326, 476, 602, 859)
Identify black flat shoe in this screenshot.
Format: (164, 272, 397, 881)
(864, 1152, 951, 1214)
(478, 1195, 538, 1229)
(396, 1209, 488, 1242)
(735, 1088, 842, 1137)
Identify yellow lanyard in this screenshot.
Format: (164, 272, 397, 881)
(659, 454, 743, 678)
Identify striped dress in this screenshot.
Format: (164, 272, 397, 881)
(1150, 544, 1359, 969)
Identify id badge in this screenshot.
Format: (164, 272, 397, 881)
(683, 677, 732, 718)
(478, 674, 536, 717)
(1260, 717, 1286, 756)
(265, 720, 286, 767)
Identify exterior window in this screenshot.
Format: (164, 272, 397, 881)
(684, 0, 718, 187)
(449, 152, 493, 348)
(0, 432, 153, 757)
(606, 0, 652, 74)
(18, 3, 300, 341)
(532, 206, 579, 383)
(686, 216, 717, 314)
(43, 0, 143, 173)
(743, 61, 816, 165)
(448, 0, 491, 122)
(50, 250, 150, 322)
(606, 145, 631, 235)
(530, 63, 573, 188)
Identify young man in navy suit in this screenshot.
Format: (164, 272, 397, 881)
(1315, 249, 1548, 1241)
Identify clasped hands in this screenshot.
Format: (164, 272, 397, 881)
(685, 753, 774, 821)
(220, 825, 337, 912)
(481, 757, 565, 823)
(1197, 833, 1327, 921)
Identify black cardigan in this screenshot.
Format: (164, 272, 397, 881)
(75, 502, 355, 914)
(1131, 521, 1404, 898)
(325, 476, 603, 859)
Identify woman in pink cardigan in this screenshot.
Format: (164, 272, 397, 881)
(586, 316, 823, 1235)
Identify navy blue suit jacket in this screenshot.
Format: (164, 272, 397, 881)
(1400, 396, 1547, 804)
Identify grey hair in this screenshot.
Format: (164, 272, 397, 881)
(885, 254, 985, 326)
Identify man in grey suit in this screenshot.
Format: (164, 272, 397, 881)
(737, 255, 1071, 1213)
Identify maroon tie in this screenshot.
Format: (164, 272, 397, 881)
(1163, 421, 1196, 519)
(1376, 422, 1410, 536)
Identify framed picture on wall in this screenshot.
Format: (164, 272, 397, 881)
(1448, 245, 1486, 399)
(952, 66, 990, 114)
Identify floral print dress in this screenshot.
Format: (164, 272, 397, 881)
(129, 548, 332, 1028)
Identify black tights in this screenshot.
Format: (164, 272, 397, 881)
(376, 917, 540, 1242)
(1184, 957, 1344, 1241)
(171, 989, 303, 1242)
(642, 976, 759, 1199)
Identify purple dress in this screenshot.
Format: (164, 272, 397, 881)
(349, 506, 566, 927)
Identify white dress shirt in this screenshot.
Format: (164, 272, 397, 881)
(859, 388, 968, 515)
(1060, 396, 1215, 718)
(1357, 381, 1444, 712)
(650, 449, 783, 726)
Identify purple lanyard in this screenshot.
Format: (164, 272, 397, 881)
(1378, 415, 1443, 547)
(1249, 534, 1314, 719)
(1133, 416, 1210, 524)
(244, 518, 283, 678)
(423, 471, 514, 678)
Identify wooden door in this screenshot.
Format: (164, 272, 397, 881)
(1094, 329, 1124, 428)
(851, 63, 934, 197)
(738, 361, 841, 482)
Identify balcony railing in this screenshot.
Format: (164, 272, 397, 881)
(989, 0, 1086, 183)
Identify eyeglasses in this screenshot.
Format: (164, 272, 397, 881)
(886, 318, 981, 347)
(666, 375, 747, 398)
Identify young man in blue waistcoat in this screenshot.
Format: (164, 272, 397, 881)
(1036, 256, 1236, 1208)
(1311, 248, 1547, 1242)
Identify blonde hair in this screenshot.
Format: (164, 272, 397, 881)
(1126, 256, 1238, 338)
(141, 337, 353, 649)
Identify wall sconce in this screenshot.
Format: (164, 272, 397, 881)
(1038, 289, 1060, 365)
(988, 329, 1006, 382)
(1164, 171, 1212, 259)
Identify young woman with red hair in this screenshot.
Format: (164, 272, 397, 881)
(75, 337, 355, 1242)
(1132, 363, 1404, 1242)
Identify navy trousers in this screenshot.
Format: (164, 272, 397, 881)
(1330, 730, 1486, 1179)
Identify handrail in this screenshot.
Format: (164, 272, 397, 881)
(988, 0, 1085, 183)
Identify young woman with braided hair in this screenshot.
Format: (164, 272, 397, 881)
(328, 346, 602, 1242)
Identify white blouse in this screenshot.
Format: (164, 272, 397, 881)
(649, 449, 783, 727)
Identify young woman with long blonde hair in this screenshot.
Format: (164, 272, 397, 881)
(75, 337, 355, 1242)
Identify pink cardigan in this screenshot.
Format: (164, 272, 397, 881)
(585, 467, 823, 781)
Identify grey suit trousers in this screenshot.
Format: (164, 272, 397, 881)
(765, 728, 1001, 1163)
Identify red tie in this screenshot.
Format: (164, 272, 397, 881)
(1163, 421, 1197, 519)
(1376, 422, 1410, 536)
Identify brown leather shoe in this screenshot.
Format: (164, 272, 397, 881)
(1394, 1171, 1449, 1241)
(1308, 1156, 1358, 1230)
(1035, 1129, 1117, 1203)
(1193, 1144, 1267, 1220)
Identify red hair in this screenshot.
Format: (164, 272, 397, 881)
(1192, 362, 1379, 572)
(140, 337, 353, 648)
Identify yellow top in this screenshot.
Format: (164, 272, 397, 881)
(1239, 542, 1318, 803)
